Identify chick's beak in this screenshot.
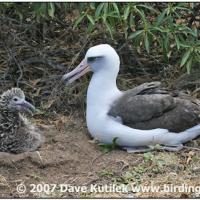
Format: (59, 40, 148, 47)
(62, 59, 91, 84)
(20, 100, 35, 115)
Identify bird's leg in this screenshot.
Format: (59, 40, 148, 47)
(123, 146, 153, 153)
(123, 144, 184, 153)
(160, 144, 184, 151)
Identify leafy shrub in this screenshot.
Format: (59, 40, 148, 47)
(0, 2, 69, 21)
(74, 3, 200, 73)
(1, 2, 199, 73)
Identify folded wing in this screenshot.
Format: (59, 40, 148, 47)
(108, 82, 200, 132)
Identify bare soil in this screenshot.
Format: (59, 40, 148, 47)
(0, 114, 200, 198)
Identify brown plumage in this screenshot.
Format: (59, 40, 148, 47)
(108, 82, 200, 133)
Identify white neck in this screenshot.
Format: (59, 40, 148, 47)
(86, 69, 122, 136)
(86, 70, 122, 113)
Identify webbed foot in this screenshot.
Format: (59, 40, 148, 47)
(123, 144, 184, 153)
(160, 144, 184, 151)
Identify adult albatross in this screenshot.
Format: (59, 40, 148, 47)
(62, 44, 200, 152)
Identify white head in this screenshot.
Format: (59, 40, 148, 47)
(62, 44, 120, 84)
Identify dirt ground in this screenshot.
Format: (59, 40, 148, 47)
(0, 113, 200, 198)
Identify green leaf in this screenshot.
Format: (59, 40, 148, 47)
(137, 4, 158, 13)
(104, 20, 113, 38)
(38, 3, 47, 17)
(87, 14, 95, 25)
(128, 30, 143, 39)
(144, 33, 150, 54)
(156, 9, 167, 26)
(180, 50, 191, 67)
(175, 35, 180, 50)
(195, 53, 200, 61)
(95, 3, 104, 18)
(189, 28, 198, 37)
(124, 5, 130, 20)
(89, 2, 95, 10)
(48, 3, 55, 18)
(107, 11, 119, 18)
(161, 34, 170, 61)
(111, 137, 119, 148)
(186, 57, 193, 74)
(103, 2, 108, 19)
(153, 27, 165, 32)
(112, 3, 120, 16)
(134, 7, 147, 27)
(129, 13, 135, 27)
(163, 33, 169, 52)
(73, 13, 85, 29)
(143, 152, 153, 162)
(179, 43, 191, 48)
(99, 144, 111, 153)
(99, 137, 119, 153)
(87, 23, 93, 32)
(176, 6, 192, 12)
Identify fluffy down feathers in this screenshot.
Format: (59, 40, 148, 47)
(0, 88, 44, 154)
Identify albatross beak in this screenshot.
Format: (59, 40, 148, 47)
(62, 59, 91, 84)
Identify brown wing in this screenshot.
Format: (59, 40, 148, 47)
(108, 82, 200, 132)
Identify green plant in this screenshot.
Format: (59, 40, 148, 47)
(1, 3, 199, 72)
(143, 152, 154, 162)
(143, 152, 166, 174)
(73, 2, 200, 73)
(99, 169, 114, 177)
(99, 137, 120, 153)
(0, 2, 70, 22)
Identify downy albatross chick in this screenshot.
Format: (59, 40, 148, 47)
(62, 44, 200, 152)
(0, 88, 44, 154)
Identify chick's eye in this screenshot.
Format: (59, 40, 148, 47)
(13, 98, 18, 101)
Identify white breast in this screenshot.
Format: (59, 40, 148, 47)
(86, 71, 122, 139)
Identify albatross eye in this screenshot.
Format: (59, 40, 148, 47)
(87, 56, 103, 63)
